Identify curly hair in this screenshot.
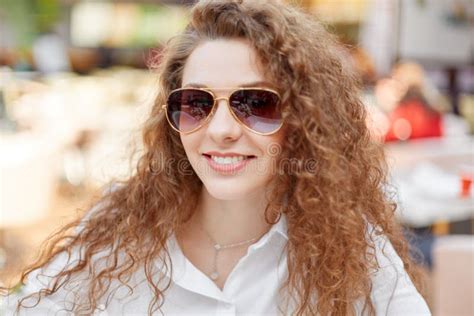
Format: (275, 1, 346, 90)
(4, 1, 426, 315)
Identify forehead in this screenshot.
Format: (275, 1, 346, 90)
(182, 39, 267, 88)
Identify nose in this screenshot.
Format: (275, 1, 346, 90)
(205, 98, 243, 142)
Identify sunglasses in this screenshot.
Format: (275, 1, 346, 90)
(161, 87, 283, 135)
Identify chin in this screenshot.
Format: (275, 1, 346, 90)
(203, 181, 263, 201)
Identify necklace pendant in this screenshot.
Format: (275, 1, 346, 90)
(210, 271, 219, 280)
(214, 244, 221, 250)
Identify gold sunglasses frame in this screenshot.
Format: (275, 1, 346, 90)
(161, 87, 284, 136)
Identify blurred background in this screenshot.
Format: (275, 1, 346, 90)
(0, 0, 473, 314)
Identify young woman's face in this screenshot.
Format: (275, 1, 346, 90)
(180, 39, 285, 200)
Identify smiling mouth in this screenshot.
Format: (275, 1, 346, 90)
(202, 154, 256, 174)
(202, 154, 256, 165)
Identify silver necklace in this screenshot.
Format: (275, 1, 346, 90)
(198, 218, 260, 280)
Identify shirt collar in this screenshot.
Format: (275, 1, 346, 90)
(159, 212, 288, 301)
(273, 212, 288, 240)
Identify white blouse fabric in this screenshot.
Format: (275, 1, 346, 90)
(2, 213, 431, 315)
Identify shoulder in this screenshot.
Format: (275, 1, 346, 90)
(2, 249, 87, 315)
(363, 223, 431, 315)
(1, 184, 123, 315)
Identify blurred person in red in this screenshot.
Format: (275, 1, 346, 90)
(376, 62, 444, 142)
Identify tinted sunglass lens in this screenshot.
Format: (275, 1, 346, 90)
(166, 89, 214, 132)
(230, 90, 282, 134)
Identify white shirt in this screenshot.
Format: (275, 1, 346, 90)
(2, 213, 431, 315)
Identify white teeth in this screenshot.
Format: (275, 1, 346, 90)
(211, 155, 246, 165)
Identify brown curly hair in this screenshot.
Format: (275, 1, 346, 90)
(5, 1, 426, 315)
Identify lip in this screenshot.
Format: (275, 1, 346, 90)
(203, 151, 255, 158)
(203, 154, 256, 174)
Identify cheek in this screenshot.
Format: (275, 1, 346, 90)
(260, 131, 285, 158)
(252, 140, 283, 180)
(180, 133, 207, 174)
(180, 134, 198, 153)
(263, 134, 285, 175)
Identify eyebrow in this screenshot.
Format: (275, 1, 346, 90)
(183, 81, 276, 89)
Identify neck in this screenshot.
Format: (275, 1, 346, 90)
(192, 186, 275, 246)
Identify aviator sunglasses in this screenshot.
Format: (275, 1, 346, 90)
(161, 87, 283, 135)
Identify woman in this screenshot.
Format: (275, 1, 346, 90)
(3, 1, 430, 315)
